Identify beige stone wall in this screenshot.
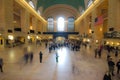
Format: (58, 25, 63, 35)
(0, 0, 14, 47)
(108, 0, 117, 31)
(108, 0, 120, 31)
(0, 0, 47, 47)
(75, 0, 108, 44)
(0, 0, 5, 34)
(0, 0, 13, 35)
(116, 0, 120, 31)
(21, 9, 30, 34)
(32, 17, 37, 31)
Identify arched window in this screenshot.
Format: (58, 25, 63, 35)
(57, 17, 65, 32)
(87, 0, 93, 7)
(48, 17, 54, 32)
(29, 1, 35, 8)
(68, 17, 74, 32)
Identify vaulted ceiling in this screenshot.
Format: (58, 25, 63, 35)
(37, 0, 85, 11)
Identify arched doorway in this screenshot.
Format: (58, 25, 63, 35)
(56, 36, 65, 44)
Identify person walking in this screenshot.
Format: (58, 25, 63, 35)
(55, 52, 59, 63)
(103, 71, 111, 80)
(108, 58, 115, 76)
(115, 49, 118, 57)
(45, 42, 48, 48)
(30, 52, 33, 63)
(116, 59, 120, 74)
(94, 48, 98, 58)
(0, 58, 3, 72)
(39, 51, 43, 63)
(24, 53, 29, 64)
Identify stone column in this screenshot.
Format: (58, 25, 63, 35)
(21, 9, 30, 44)
(91, 9, 97, 46)
(0, 0, 14, 47)
(38, 21, 42, 32)
(32, 17, 37, 31)
(32, 17, 37, 43)
(84, 17, 89, 35)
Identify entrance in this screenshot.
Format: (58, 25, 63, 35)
(56, 36, 65, 44)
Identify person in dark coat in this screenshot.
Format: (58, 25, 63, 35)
(107, 54, 111, 61)
(45, 42, 48, 48)
(24, 53, 29, 64)
(115, 49, 118, 57)
(94, 48, 98, 58)
(0, 58, 3, 72)
(116, 59, 120, 74)
(39, 51, 43, 63)
(103, 71, 111, 80)
(108, 58, 115, 76)
(30, 52, 33, 63)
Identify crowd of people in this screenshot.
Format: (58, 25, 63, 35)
(93, 43, 120, 80)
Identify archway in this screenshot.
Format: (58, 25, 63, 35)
(56, 36, 65, 44)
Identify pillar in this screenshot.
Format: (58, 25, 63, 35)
(21, 9, 30, 44)
(0, 0, 14, 47)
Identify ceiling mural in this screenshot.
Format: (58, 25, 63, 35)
(37, 0, 85, 11)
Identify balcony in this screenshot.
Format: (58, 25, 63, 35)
(104, 31, 120, 39)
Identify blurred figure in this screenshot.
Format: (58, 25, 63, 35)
(30, 52, 33, 63)
(116, 59, 120, 74)
(107, 54, 111, 61)
(0, 58, 3, 72)
(39, 51, 43, 63)
(55, 52, 59, 63)
(108, 58, 115, 76)
(115, 49, 118, 57)
(94, 48, 98, 58)
(23, 47, 29, 64)
(45, 42, 48, 48)
(103, 71, 111, 80)
(24, 53, 29, 64)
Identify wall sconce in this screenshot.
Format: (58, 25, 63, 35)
(96, 40, 98, 43)
(36, 36, 39, 39)
(117, 43, 120, 46)
(100, 27, 102, 31)
(89, 29, 92, 33)
(8, 35, 14, 40)
(30, 26, 33, 30)
(87, 39, 90, 42)
(106, 41, 109, 44)
(111, 42, 113, 45)
(27, 35, 30, 39)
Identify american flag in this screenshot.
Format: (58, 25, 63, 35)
(94, 15, 103, 26)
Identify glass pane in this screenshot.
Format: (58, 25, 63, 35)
(68, 17, 74, 32)
(48, 18, 54, 32)
(57, 17, 64, 31)
(29, 1, 35, 8)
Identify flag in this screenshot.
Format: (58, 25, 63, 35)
(94, 15, 103, 26)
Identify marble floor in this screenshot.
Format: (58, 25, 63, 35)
(0, 43, 120, 80)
